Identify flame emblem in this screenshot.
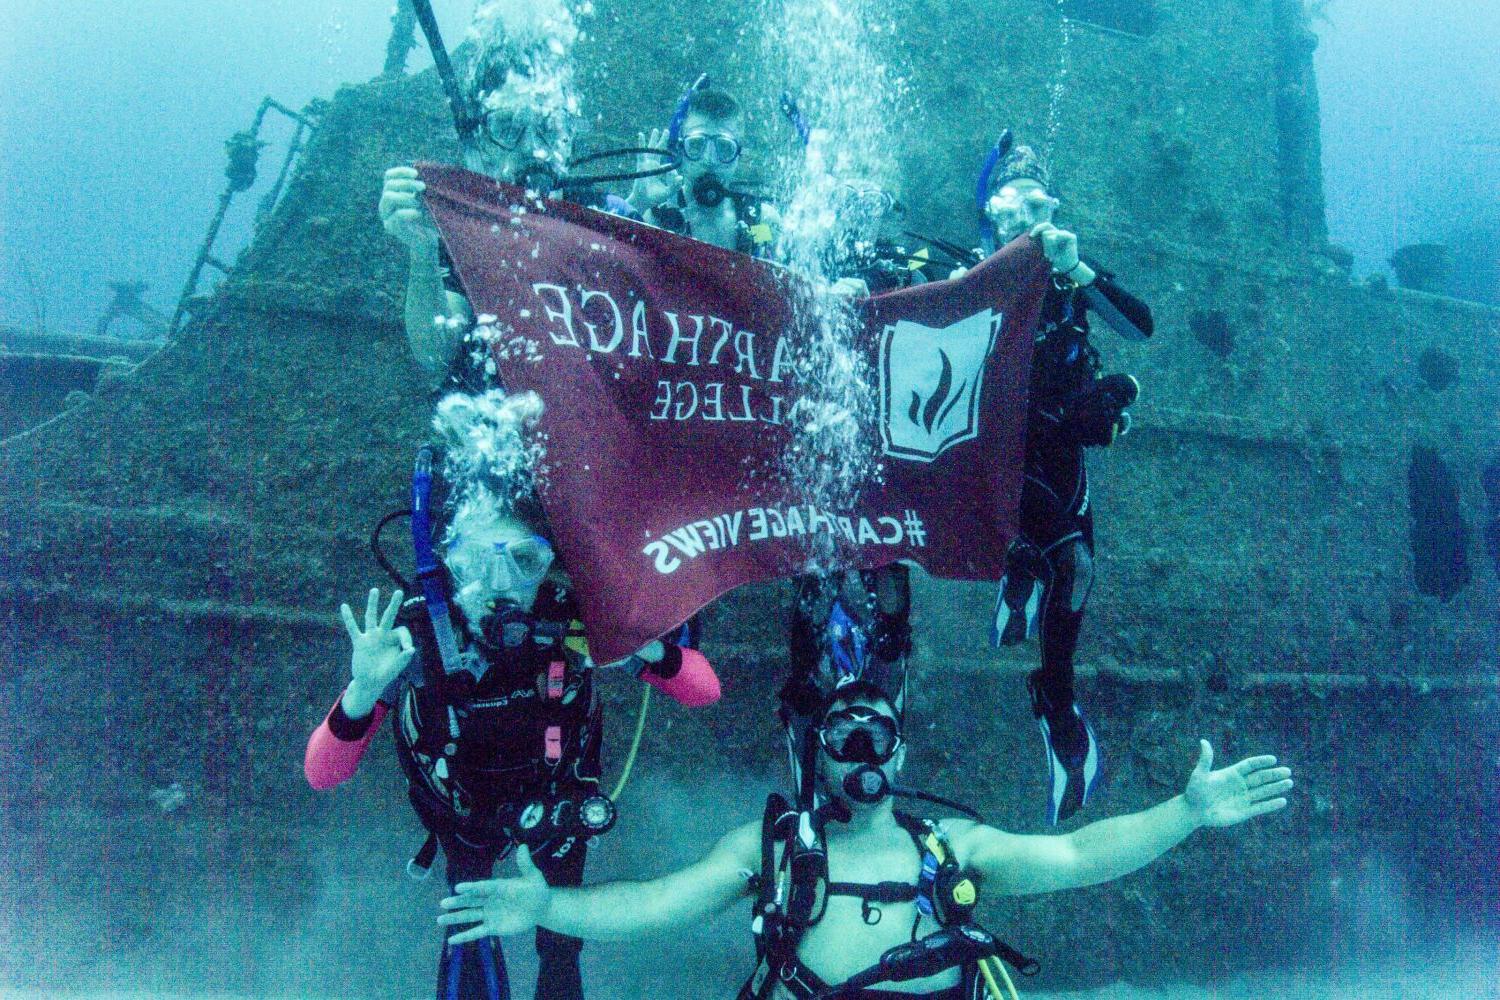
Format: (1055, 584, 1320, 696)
(907, 349, 969, 434)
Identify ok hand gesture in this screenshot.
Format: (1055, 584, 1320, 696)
(339, 588, 415, 717)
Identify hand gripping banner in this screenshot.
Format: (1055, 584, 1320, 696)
(420, 164, 1049, 663)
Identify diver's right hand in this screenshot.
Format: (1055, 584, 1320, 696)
(829, 276, 871, 299)
(438, 845, 553, 943)
(340, 588, 415, 716)
(380, 166, 440, 250)
(628, 128, 680, 209)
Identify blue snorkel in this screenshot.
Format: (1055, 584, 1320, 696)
(411, 448, 468, 678)
(779, 92, 812, 148)
(666, 73, 711, 148)
(975, 129, 1014, 256)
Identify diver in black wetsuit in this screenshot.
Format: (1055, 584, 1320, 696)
(966, 141, 1154, 825)
(306, 479, 720, 1000)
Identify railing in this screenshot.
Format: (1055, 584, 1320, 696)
(168, 98, 323, 337)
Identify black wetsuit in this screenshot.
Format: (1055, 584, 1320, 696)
(1013, 263, 1152, 713)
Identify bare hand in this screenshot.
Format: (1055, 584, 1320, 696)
(438, 845, 552, 944)
(629, 128, 680, 209)
(1031, 222, 1081, 274)
(830, 276, 870, 299)
(340, 588, 415, 710)
(380, 166, 440, 250)
(1183, 740, 1293, 828)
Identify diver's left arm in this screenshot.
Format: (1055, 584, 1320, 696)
(956, 740, 1292, 896)
(606, 636, 721, 708)
(1031, 222, 1154, 337)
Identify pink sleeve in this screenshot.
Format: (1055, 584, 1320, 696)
(640, 647, 722, 708)
(304, 697, 389, 790)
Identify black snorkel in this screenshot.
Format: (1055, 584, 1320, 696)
(410, 0, 678, 192)
(409, 0, 483, 162)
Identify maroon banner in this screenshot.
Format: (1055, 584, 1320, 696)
(420, 164, 1049, 663)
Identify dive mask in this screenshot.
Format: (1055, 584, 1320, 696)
(447, 533, 555, 596)
(985, 184, 1057, 237)
(819, 707, 902, 765)
(678, 131, 741, 165)
(483, 108, 564, 151)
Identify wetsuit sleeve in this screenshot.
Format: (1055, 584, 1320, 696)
(304, 690, 391, 790)
(638, 642, 722, 707)
(1085, 261, 1154, 338)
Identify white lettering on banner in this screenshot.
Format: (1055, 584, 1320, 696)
(647, 380, 787, 427)
(531, 283, 579, 347)
(629, 300, 654, 358)
(661, 311, 704, 366)
(639, 506, 927, 575)
(578, 288, 625, 353)
(524, 283, 795, 383)
(521, 283, 806, 427)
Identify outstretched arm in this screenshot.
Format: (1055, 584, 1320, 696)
(957, 741, 1292, 896)
(438, 820, 759, 944)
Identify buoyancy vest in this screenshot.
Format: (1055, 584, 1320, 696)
(392, 585, 603, 847)
(739, 798, 1033, 1000)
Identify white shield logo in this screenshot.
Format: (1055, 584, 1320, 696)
(879, 310, 1001, 463)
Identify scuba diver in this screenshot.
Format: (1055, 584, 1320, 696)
(380, 5, 587, 375)
(305, 457, 720, 1000)
(627, 77, 779, 258)
(380, 2, 677, 375)
(782, 172, 943, 753)
(950, 139, 1155, 826)
(435, 679, 1293, 1000)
